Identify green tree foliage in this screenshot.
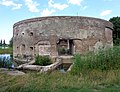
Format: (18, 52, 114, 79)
(9, 37, 13, 47)
(0, 40, 2, 48)
(109, 16, 120, 45)
(3, 40, 6, 49)
(0, 40, 6, 49)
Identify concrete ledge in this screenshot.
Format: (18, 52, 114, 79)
(16, 60, 62, 73)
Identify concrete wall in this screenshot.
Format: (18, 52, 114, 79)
(13, 16, 113, 59)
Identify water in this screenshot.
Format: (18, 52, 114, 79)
(0, 54, 10, 58)
(1, 47, 9, 49)
(59, 69, 66, 73)
(0, 54, 14, 68)
(57, 63, 71, 73)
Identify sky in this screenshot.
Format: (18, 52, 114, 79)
(0, 0, 120, 44)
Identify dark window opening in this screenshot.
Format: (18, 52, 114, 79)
(17, 47, 19, 50)
(21, 44, 25, 50)
(30, 32, 33, 36)
(22, 32, 24, 35)
(57, 39, 74, 55)
(30, 47, 33, 50)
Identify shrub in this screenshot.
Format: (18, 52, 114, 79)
(58, 48, 70, 55)
(34, 55, 52, 66)
(58, 48, 66, 55)
(71, 46, 120, 75)
(70, 54, 82, 75)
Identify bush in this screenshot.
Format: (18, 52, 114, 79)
(58, 47, 70, 55)
(70, 54, 83, 75)
(34, 55, 52, 66)
(71, 46, 120, 75)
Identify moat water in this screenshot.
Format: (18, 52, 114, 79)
(0, 54, 14, 68)
(0, 54, 11, 58)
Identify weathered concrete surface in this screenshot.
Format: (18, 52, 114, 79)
(16, 59, 35, 68)
(16, 60, 62, 73)
(0, 68, 25, 75)
(13, 16, 113, 63)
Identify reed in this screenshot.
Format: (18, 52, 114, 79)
(71, 46, 120, 75)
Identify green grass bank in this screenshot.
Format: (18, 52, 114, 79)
(0, 70, 120, 92)
(0, 46, 120, 92)
(0, 48, 13, 54)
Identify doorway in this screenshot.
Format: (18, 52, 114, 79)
(57, 39, 74, 55)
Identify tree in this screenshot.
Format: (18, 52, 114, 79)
(0, 40, 2, 48)
(3, 40, 6, 49)
(109, 16, 120, 45)
(9, 37, 13, 47)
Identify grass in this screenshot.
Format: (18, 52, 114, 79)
(0, 70, 120, 92)
(0, 45, 120, 92)
(71, 46, 120, 75)
(0, 47, 13, 54)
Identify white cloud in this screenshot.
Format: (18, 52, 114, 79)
(100, 10, 112, 16)
(67, 0, 83, 5)
(24, 0, 39, 12)
(48, 0, 68, 10)
(12, 4, 22, 10)
(0, 0, 22, 10)
(41, 8, 55, 16)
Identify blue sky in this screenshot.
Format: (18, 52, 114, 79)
(0, 0, 120, 44)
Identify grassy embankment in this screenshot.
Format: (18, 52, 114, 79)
(0, 47, 13, 54)
(0, 70, 120, 92)
(0, 46, 120, 92)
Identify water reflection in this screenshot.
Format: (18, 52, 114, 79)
(0, 54, 10, 58)
(0, 54, 14, 68)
